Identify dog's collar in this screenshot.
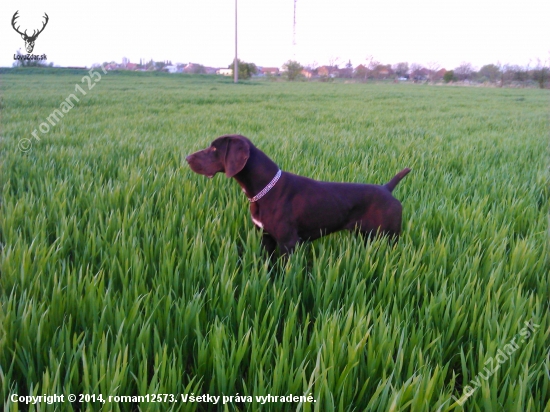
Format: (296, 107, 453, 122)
(249, 169, 282, 202)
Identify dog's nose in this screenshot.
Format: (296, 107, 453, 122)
(185, 155, 191, 162)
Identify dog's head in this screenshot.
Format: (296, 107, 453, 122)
(186, 135, 251, 178)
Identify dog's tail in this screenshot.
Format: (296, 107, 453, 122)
(384, 168, 411, 192)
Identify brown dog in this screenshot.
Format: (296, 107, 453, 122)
(186, 135, 410, 255)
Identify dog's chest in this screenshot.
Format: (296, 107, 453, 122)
(251, 216, 263, 228)
(250, 203, 265, 229)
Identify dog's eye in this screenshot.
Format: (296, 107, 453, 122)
(211, 147, 216, 152)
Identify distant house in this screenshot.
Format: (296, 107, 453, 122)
(184, 63, 205, 74)
(125, 63, 137, 71)
(203, 67, 218, 75)
(217, 68, 233, 76)
(317, 66, 338, 77)
(260, 67, 279, 76)
(317, 66, 330, 77)
(412, 67, 430, 82)
(165, 65, 179, 74)
(434, 68, 447, 81)
(376, 66, 391, 79)
(301, 69, 314, 78)
(337, 67, 353, 78)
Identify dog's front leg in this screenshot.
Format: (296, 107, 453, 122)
(276, 233, 300, 257)
(261, 231, 278, 258)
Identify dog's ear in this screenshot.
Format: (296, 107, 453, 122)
(224, 136, 250, 177)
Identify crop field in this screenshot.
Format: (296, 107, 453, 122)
(0, 69, 549, 411)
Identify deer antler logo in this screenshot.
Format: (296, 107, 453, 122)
(11, 11, 49, 53)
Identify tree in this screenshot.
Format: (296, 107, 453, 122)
(478, 64, 501, 83)
(229, 59, 257, 80)
(282, 60, 304, 81)
(507, 65, 528, 82)
(409, 63, 425, 81)
(427, 61, 441, 82)
(305, 61, 318, 71)
(353, 64, 368, 80)
(328, 56, 340, 69)
(327, 56, 340, 77)
(365, 56, 380, 79)
(443, 70, 456, 83)
(496, 62, 508, 87)
(154, 61, 166, 71)
(392, 62, 409, 78)
(454, 62, 474, 81)
(532, 58, 549, 89)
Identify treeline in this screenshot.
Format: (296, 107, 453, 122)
(11, 48, 549, 88)
(442, 62, 550, 88)
(281, 59, 550, 88)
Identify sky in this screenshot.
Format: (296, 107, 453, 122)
(1, 0, 549, 70)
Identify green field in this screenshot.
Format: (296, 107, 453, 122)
(1, 69, 548, 411)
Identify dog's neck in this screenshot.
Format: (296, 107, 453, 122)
(233, 146, 280, 200)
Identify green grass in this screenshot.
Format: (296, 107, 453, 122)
(1, 69, 549, 411)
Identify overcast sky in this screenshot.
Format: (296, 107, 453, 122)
(1, 0, 548, 70)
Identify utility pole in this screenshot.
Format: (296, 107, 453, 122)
(293, 0, 298, 59)
(234, 0, 238, 83)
